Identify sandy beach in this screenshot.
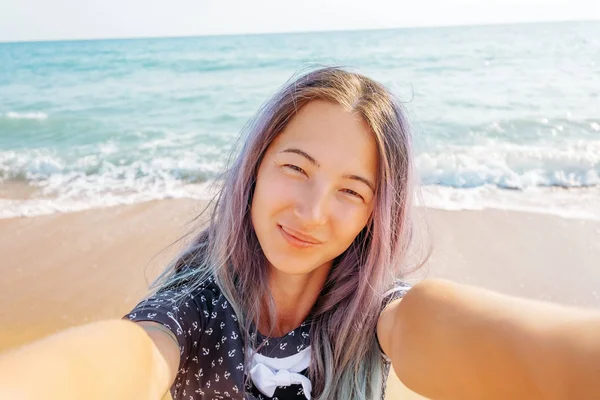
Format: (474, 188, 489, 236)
(1, 200, 600, 399)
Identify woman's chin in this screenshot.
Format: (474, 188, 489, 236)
(265, 255, 332, 277)
(267, 262, 314, 276)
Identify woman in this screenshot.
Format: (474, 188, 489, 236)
(121, 66, 425, 400)
(1, 66, 599, 400)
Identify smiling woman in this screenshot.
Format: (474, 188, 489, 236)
(118, 66, 425, 400)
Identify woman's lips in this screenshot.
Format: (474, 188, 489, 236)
(278, 225, 321, 248)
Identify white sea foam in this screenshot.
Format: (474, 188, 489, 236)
(1, 135, 599, 219)
(4, 112, 48, 120)
(419, 185, 600, 221)
(1, 180, 599, 221)
(0, 181, 219, 219)
(416, 139, 600, 189)
(0, 147, 224, 184)
(2, 137, 598, 189)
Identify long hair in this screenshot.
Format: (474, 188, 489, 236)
(149, 66, 429, 399)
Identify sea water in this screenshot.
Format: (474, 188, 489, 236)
(1, 21, 599, 219)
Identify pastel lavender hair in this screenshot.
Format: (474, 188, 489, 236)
(150, 66, 429, 399)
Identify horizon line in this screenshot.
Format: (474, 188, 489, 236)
(1, 17, 598, 45)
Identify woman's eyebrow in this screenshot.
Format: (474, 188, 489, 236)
(343, 174, 375, 193)
(280, 147, 375, 193)
(280, 148, 320, 167)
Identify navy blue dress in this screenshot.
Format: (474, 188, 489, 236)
(123, 275, 410, 400)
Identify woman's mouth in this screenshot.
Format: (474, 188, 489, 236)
(278, 225, 321, 248)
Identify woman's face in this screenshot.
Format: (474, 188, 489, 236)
(251, 100, 378, 276)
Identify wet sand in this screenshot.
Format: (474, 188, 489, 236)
(1, 199, 599, 399)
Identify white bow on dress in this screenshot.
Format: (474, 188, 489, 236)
(247, 345, 312, 400)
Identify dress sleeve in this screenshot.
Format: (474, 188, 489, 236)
(377, 280, 413, 360)
(376, 280, 413, 399)
(122, 284, 206, 369)
(382, 280, 412, 309)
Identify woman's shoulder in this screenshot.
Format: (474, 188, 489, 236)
(122, 274, 241, 354)
(159, 274, 225, 310)
(124, 274, 224, 323)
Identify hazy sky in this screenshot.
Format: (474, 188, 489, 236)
(1, 0, 599, 42)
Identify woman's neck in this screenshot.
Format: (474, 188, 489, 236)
(258, 262, 332, 337)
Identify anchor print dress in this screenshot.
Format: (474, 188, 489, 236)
(123, 275, 410, 400)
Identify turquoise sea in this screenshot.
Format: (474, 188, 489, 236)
(1, 21, 599, 219)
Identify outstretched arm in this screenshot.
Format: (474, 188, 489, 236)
(0, 319, 175, 400)
(377, 278, 600, 400)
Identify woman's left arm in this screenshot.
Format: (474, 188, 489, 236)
(377, 278, 600, 400)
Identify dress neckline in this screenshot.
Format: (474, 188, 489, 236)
(253, 319, 310, 340)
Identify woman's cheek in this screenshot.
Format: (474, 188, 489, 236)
(263, 168, 298, 205)
(276, 167, 303, 188)
(335, 203, 371, 237)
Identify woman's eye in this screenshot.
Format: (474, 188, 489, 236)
(342, 189, 364, 201)
(283, 164, 306, 175)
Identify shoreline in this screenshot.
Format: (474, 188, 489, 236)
(1, 180, 599, 222)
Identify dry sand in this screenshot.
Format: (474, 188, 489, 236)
(1, 199, 599, 399)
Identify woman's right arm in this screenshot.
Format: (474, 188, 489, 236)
(0, 319, 179, 400)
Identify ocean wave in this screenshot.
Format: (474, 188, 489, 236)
(1, 182, 598, 220)
(2, 111, 48, 120)
(0, 181, 219, 219)
(418, 184, 600, 221)
(123, 56, 296, 74)
(416, 140, 600, 189)
(1, 139, 598, 220)
(1, 138, 599, 194)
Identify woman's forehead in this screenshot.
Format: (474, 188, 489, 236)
(269, 100, 378, 180)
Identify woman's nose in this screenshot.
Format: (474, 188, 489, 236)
(293, 184, 329, 226)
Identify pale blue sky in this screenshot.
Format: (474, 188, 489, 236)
(1, 0, 599, 42)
